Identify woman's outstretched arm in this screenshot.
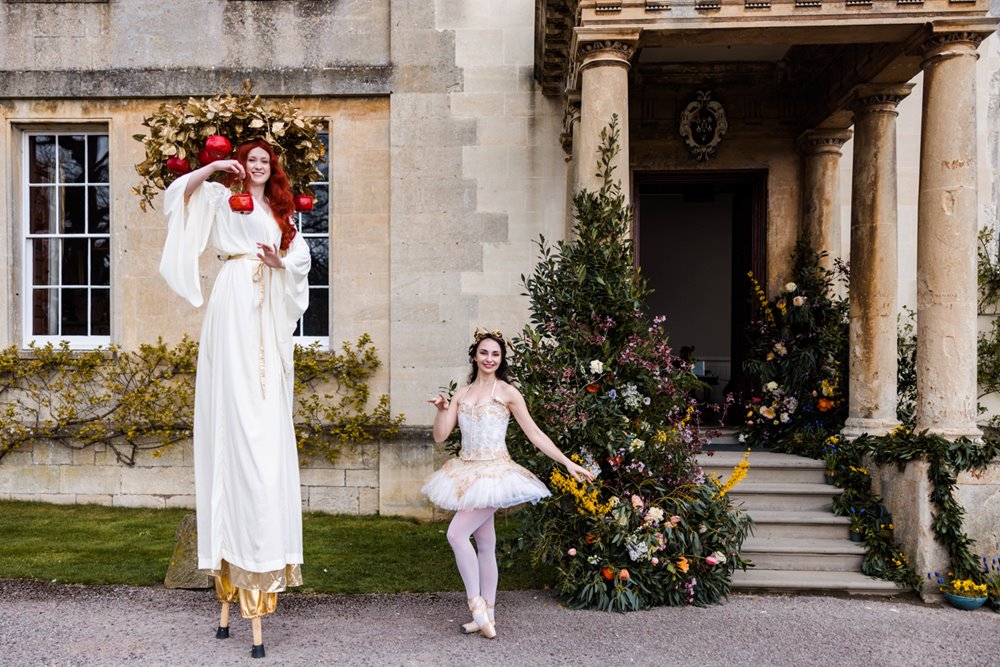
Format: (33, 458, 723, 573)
(503, 384, 595, 483)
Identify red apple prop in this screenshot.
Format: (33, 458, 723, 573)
(204, 134, 232, 160)
(166, 156, 191, 174)
(229, 193, 254, 214)
(198, 148, 217, 167)
(293, 194, 314, 212)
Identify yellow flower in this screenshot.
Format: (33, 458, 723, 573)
(717, 449, 751, 498)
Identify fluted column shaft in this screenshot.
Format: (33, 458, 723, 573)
(915, 33, 984, 440)
(842, 85, 913, 439)
(798, 129, 853, 271)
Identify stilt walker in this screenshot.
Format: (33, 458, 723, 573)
(160, 139, 311, 659)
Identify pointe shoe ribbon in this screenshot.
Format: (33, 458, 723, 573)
(467, 596, 496, 639)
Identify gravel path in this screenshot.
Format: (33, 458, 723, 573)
(1, 580, 997, 666)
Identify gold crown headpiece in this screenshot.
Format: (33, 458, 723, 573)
(473, 327, 511, 348)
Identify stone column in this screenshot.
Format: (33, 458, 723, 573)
(797, 129, 852, 271)
(562, 94, 582, 236)
(842, 85, 913, 440)
(915, 33, 985, 440)
(575, 39, 635, 199)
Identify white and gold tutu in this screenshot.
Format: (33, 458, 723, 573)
(422, 394, 551, 511)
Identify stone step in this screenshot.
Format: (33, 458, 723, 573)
(727, 482, 841, 511)
(731, 568, 906, 596)
(699, 449, 827, 485)
(746, 509, 851, 540)
(741, 536, 865, 572)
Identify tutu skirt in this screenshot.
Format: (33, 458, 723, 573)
(422, 455, 551, 511)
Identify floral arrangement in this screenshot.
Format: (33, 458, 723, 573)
(739, 241, 848, 456)
(506, 118, 752, 611)
(983, 557, 1000, 608)
(930, 572, 988, 598)
(132, 80, 326, 211)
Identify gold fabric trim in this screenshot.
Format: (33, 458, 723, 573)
(211, 560, 296, 619)
(207, 560, 302, 594)
(238, 588, 278, 620)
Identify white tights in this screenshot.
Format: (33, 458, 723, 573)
(446, 507, 498, 606)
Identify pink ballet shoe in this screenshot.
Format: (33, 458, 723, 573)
(461, 604, 495, 634)
(467, 596, 496, 639)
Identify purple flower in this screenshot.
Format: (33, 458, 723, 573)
(608, 389, 617, 399)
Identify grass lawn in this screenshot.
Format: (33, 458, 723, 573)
(0, 500, 555, 593)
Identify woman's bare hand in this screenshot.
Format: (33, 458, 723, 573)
(256, 243, 285, 269)
(428, 394, 449, 412)
(566, 460, 595, 483)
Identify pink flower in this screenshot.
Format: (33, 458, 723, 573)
(567, 548, 577, 557)
(651, 557, 659, 566)
(669, 515, 681, 527)
(706, 555, 719, 565)
(631, 494, 644, 509)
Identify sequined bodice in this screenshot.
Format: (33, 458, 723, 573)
(457, 398, 511, 461)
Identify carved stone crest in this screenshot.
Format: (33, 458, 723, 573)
(679, 90, 728, 161)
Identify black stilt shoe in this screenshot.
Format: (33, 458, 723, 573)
(251, 644, 266, 659)
(215, 626, 230, 639)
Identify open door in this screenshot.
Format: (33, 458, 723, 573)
(635, 171, 767, 414)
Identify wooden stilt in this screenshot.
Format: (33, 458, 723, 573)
(252, 617, 263, 646)
(220, 601, 230, 628)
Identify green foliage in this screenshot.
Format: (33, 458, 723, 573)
(132, 80, 327, 210)
(0, 335, 402, 465)
(896, 308, 917, 425)
(836, 429, 1000, 583)
(506, 117, 751, 611)
(739, 240, 849, 455)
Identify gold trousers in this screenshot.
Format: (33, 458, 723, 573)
(214, 561, 279, 620)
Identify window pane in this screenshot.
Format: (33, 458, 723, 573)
(300, 185, 328, 234)
(61, 186, 86, 234)
(29, 187, 56, 233)
(316, 132, 329, 180)
(306, 237, 328, 285)
(91, 238, 110, 286)
(32, 289, 58, 336)
(303, 288, 329, 337)
(29, 136, 56, 184)
(88, 135, 109, 183)
(61, 288, 88, 336)
(31, 238, 57, 286)
(58, 135, 87, 184)
(91, 289, 110, 336)
(62, 238, 88, 286)
(88, 186, 110, 233)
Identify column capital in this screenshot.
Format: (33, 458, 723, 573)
(920, 32, 984, 69)
(849, 83, 915, 115)
(578, 38, 638, 69)
(797, 129, 853, 156)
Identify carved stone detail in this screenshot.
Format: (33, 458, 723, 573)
(578, 39, 637, 63)
(920, 32, 985, 53)
(560, 97, 581, 155)
(679, 90, 728, 161)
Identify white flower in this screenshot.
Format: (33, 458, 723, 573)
(628, 438, 645, 452)
(785, 282, 797, 293)
(764, 381, 778, 392)
(793, 296, 806, 307)
(710, 551, 728, 564)
(780, 412, 791, 423)
(738, 433, 746, 443)
(645, 507, 665, 523)
(589, 360, 604, 374)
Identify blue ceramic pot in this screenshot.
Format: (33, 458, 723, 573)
(943, 592, 987, 610)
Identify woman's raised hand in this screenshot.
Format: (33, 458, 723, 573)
(566, 460, 595, 483)
(214, 159, 246, 179)
(428, 394, 449, 412)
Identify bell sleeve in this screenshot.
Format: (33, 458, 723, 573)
(159, 175, 228, 307)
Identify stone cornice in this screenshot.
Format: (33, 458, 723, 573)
(850, 83, 915, 114)
(0, 66, 392, 99)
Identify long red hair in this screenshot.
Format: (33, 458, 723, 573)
(225, 139, 297, 251)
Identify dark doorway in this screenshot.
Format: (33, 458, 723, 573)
(635, 172, 767, 411)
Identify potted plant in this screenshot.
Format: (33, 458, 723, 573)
(133, 80, 326, 211)
(821, 438, 837, 484)
(930, 572, 988, 610)
(983, 557, 1000, 612)
(848, 508, 865, 542)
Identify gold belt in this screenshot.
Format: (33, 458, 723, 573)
(220, 253, 268, 399)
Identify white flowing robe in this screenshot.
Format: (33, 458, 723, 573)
(160, 175, 310, 591)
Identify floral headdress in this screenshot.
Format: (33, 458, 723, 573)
(473, 327, 511, 348)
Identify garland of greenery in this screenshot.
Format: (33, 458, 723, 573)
(0, 334, 403, 465)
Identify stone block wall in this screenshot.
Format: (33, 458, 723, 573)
(0, 428, 443, 518)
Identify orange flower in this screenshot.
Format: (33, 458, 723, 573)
(601, 566, 615, 581)
(818, 398, 833, 412)
(677, 556, 689, 573)
(618, 568, 630, 581)
(585, 533, 597, 545)
(586, 383, 600, 393)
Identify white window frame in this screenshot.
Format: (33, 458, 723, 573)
(21, 129, 111, 349)
(293, 128, 330, 348)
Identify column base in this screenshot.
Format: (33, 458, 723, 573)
(841, 417, 900, 440)
(912, 423, 983, 442)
